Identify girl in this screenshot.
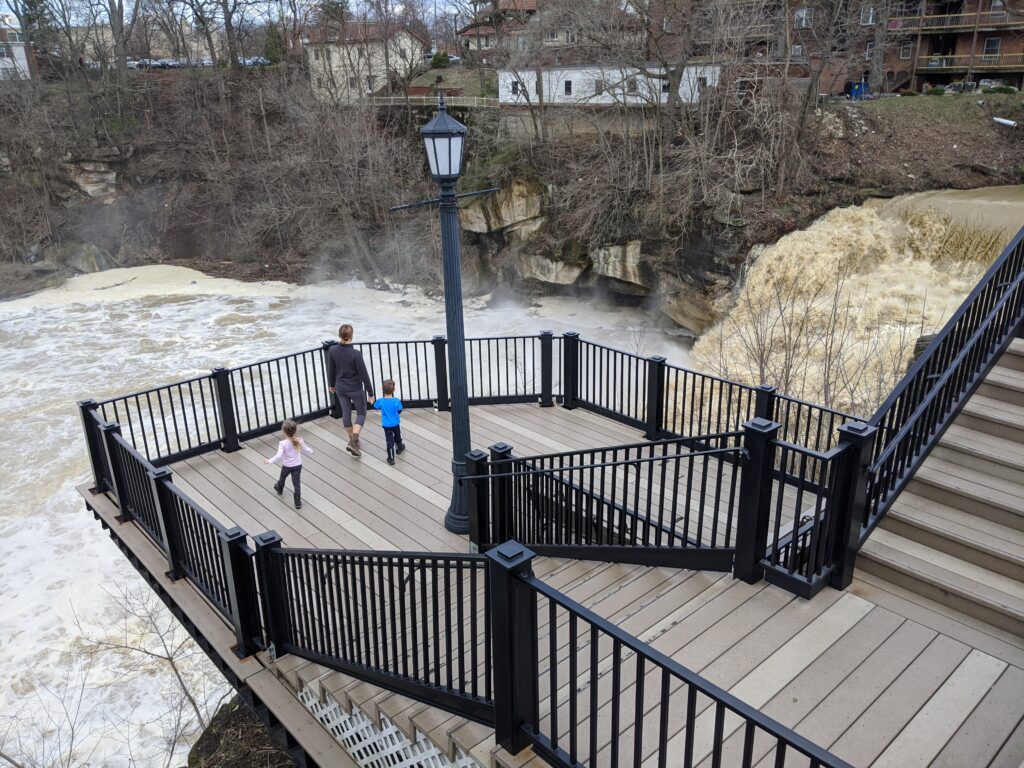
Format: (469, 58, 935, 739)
(265, 419, 313, 509)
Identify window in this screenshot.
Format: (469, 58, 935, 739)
(791, 43, 804, 58)
(0, 47, 8, 59)
(564, 79, 572, 95)
(860, 5, 876, 25)
(366, 75, 374, 91)
(511, 80, 520, 95)
(864, 40, 875, 60)
(794, 7, 812, 28)
(8, 31, 24, 42)
(348, 76, 359, 88)
(627, 77, 638, 94)
(992, 0, 1005, 10)
(399, 47, 406, 59)
(900, 41, 912, 59)
(662, 79, 669, 93)
(661, 16, 673, 33)
(546, 29, 559, 42)
(593, 78, 605, 94)
(534, 78, 539, 94)
(313, 48, 321, 61)
(983, 37, 1001, 56)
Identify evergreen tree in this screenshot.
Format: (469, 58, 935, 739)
(264, 24, 283, 64)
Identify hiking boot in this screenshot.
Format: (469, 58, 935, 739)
(387, 448, 396, 466)
(347, 434, 362, 457)
(396, 442, 406, 455)
(294, 494, 302, 509)
(273, 483, 284, 496)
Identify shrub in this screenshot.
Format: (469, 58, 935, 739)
(431, 52, 449, 69)
(898, 89, 918, 97)
(983, 85, 1017, 94)
(925, 87, 945, 96)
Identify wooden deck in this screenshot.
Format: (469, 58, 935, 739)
(80, 403, 1024, 768)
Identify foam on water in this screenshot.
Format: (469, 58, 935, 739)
(0, 265, 691, 766)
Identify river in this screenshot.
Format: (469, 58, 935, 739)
(0, 266, 693, 766)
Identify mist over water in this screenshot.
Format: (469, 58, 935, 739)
(0, 265, 692, 766)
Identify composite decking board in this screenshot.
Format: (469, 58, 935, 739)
(930, 666, 1024, 768)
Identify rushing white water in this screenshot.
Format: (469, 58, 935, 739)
(0, 265, 692, 766)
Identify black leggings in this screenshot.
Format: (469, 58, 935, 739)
(276, 465, 302, 496)
(337, 390, 368, 428)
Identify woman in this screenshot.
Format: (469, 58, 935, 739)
(327, 324, 375, 457)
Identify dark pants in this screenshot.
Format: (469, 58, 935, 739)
(384, 425, 403, 453)
(276, 465, 302, 496)
(337, 389, 368, 428)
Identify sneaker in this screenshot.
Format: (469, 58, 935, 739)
(294, 495, 302, 509)
(396, 442, 406, 455)
(273, 483, 283, 496)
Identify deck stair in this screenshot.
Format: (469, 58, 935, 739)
(860, 339, 1024, 637)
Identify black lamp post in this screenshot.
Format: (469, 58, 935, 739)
(421, 94, 472, 534)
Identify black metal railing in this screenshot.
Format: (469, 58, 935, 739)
(96, 374, 222, 465)
(661, 362, 757, 440)
(489, 541, 851, 768)
(105, 428, 166, 547)
(463, 333, 560, 406)
(569, 337, 649, 428)
(359, 339, 439, 407)
(255, 540, 494, 724)
(466, 435, 743, 570)
(863, 225, 1024, 538)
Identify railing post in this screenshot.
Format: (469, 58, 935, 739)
(220, 527, 264, 658)
(753, 385, 777, 421)
(433, 335, 450, 412)
(828, 422, 878, 590)
(562, 332, 579, 410)
(321, 339, 341, 419)
(733, 417, 781, 583)
(539, 331, 554, 408)
(466, 449, 491, 553)
(645, 355, 667, 440)
(100, 423, 131, 521)
(490, 443, 514, 543)
(151, 468, 186, 580)
(486, 540, 538, 754)
(212, 367, 240, 452)
(254, 531, 287, 659)
(78, 400, 106, 492)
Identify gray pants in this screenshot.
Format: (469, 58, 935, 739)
(337, 389, 368, 428)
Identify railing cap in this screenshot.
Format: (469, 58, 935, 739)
(219, 526, 247, 543)
(489, 442, 513, 454)
(564, 331, 580, 338)
(648, 355, 667, 363)
(148, 466, 173, 480)
(466, 448, 489, 462)
(838, 420, 877, 439)
(756, 384, 778, 393)
(744, 417, 781, 433)
(255, 530, 283, 548)
(486, 539, 536, 570)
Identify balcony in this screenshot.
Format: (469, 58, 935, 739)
(918, 52, 1024, 71)
(889, 10, 1024, 32)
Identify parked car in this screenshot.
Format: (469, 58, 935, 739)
(447, 55, 461, 65)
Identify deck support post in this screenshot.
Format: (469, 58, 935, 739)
(753, 385, 777, 421)
(254, 531, 287, 659)
(539, 331, 554, 407)
(151, 467, 186, 580)
(828, 422, 877, 590)
(212, 367, 240, 452)
(486, 540, 538, 754)
(466, 449, 491, 552)
(100, 422, 131, 520)
(432, 335, 450, 412)
(489, 443, 514, 544)
(321, 339, 341, 419)
(78, 399, 106, 492)
(220, 527, 263, 658)
(562, 332, 579, 410)
(734, 417, 781, 583)
(645, 355, 667, 440)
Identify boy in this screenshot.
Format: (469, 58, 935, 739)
(374, 379, 406, 465)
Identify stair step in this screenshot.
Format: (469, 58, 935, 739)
(958, 394, 1024, 442)
(934, 424, 1024, 484)
(378, 694, 428, 742)
(882, 493, 1024, 582)
(978, 364, 1024, 407)
(909, 456, 1024, 532)
(859, 528, 1024, 637)
(999, 337, 1024, 372)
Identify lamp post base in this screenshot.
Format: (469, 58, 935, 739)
(444, 458, 470, 534)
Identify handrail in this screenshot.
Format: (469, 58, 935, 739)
(479, 445, 744, 479)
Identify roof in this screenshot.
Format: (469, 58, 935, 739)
(458, 25, 498, 37)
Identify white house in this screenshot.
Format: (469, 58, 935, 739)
(0, 14, 31, 80)
(498, 64, 720, 108)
